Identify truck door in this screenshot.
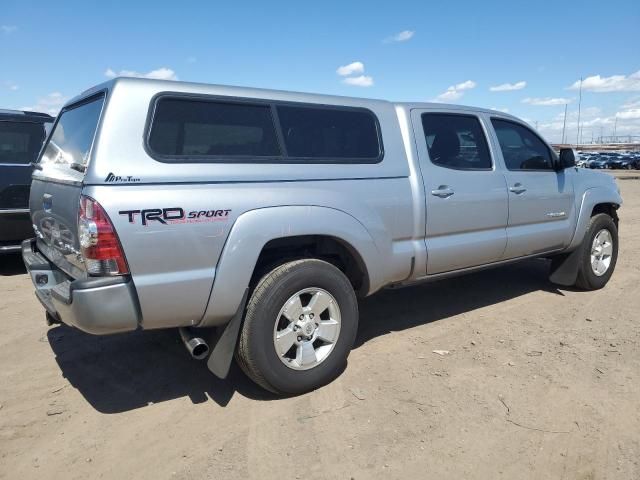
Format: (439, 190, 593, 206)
(411, 109, 508, 274)
(489, 118, 576, 258)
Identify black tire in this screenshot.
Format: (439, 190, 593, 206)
(236, 259, 358, 395)
(574, 213, 618, 290)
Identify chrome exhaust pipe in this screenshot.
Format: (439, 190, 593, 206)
(179, 327, 209, 360)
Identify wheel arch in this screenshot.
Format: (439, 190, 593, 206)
(550, 190, 621, 287)
(198, 206, 384, 328)
(251, 234, 370, 295)
(567, 187, 622, 251)
(591, 202, 619, 227)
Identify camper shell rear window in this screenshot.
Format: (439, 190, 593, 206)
(39, 94, 105, 170)
(145, 94, 383, 164)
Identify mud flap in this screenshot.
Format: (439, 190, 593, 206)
(549, 245, 583, 287)
(206, 289, 249, 378)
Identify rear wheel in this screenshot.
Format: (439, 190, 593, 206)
(574, 213, 618, 290)
(236, 259, 358, 395)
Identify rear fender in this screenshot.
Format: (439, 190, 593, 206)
(198, 206, 383, 327)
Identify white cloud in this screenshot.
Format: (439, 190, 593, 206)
(342, 75, 374, 87)
(21, 92, 68, 116)
(1, 25, 17, 35)
(552, 107, 600, 123)
(534, 102, 640, 143)
(336, 62, 365, 77)
(433, 80, 476, 102)
(4, 81, 18, 91)
(522, 97, 571, 106)
(568, 70, 640, 93)
(384, 30, 415, 43)
(105, 67, 178, 81)
(455, 80, 476, 90)
(489, 81, 526, 92)
(616, 109, 640, 120)
(337, 62, 373, 87)
(616, 98, 640, 121)
(621, 96, 640, 110)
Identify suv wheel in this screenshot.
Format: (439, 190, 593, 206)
(236, 259, 358, 395)
(575, 213, 618, 290)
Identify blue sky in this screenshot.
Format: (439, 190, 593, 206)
(2, 0, 639, 143)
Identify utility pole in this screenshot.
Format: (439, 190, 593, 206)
(561, 103, 568, 144)
(613, 115, 618, 141)
(579, 123, 583, 145)
(576, 77, 583, 147)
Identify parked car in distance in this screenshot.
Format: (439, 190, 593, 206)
(589, 157, 611, 169)
(576, 157, 588, 168)
(22, 78, 622, 394)
(609, 156, 640, 170)
(0, 109, 53, 253)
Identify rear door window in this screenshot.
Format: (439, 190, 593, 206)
(148, 98, 281, 160)
(0, 121, 47, 165)
(40, 95, 105, 169)
(421, 113, 492, 170)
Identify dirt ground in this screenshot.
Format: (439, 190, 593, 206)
(1, 176, 639, 480)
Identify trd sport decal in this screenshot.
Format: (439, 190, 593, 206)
(119, 208, 231, 225)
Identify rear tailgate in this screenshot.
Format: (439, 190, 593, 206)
(30, 94, 105, 278)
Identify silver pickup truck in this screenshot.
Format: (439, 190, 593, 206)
(23, 78, 621, 394)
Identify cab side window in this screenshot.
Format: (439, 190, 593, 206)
(421, 113, 492, 170)
(491, 119, 554, 170)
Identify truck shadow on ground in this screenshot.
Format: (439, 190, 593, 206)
(47, 258, 563, 413)
(0, 253, 26, 276)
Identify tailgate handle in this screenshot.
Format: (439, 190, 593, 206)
(42, 194, 52, 212)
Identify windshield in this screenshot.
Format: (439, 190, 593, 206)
(0, 121, 47, 165)
(40, 95, 104, 169)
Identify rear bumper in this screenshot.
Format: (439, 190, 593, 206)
(22, 239, 140, 334)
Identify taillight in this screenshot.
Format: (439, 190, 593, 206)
(78, 195, 129, 276)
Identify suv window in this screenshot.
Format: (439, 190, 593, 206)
(148, 98, 281, 160)
(421, 113, 492, 170)
(40, 95, 104, 168)
(277, 105, 381, 161)
(0, 121, 47, 165)
(491, 119, 553, 170)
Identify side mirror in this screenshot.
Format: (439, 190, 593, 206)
(557, 148, 577, 170)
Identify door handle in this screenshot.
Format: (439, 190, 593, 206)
(509, 183, 527, 194)
(431, 186, 455, 198)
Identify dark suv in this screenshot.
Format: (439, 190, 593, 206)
(0, 109, 53, 253)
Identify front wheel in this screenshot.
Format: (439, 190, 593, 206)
(574, 213, 619, 290)
(236, 259, 358, 395)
